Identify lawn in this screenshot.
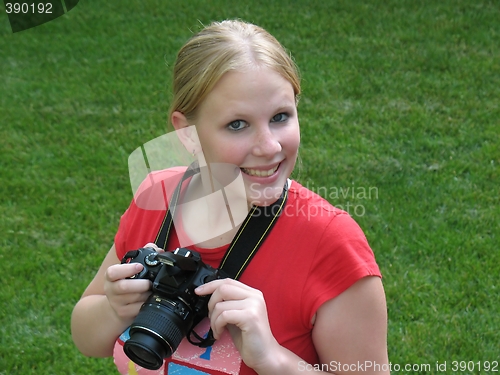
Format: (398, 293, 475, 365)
(0, 0, 498, 374)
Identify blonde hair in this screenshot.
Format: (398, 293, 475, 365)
(168, 20, 301, 123)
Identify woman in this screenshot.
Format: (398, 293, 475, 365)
(71, 20, 389, 375)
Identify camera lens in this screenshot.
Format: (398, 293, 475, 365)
(124, 332, 165, 370)
(123, 296, 193, 370)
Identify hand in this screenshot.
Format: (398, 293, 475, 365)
(104, 243, 162, 323)
(195, 279, 281, 371)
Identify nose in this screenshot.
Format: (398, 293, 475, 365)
(252, 126, 282, 158)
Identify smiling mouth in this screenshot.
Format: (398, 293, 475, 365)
(241, 164, 280, 177)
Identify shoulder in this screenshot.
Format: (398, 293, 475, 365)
(285, 180, 348, 226)
(114, 167, 187, 259)
(134, 166, 187, 195)
(132, 166, 187, 211)
(284, 180, 376, 263)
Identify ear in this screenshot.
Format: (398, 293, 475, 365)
(171, 111, 201, 155)
(171, 110, 189, 131)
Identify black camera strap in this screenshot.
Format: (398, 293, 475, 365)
(153, 163, 288, 347)
(154, 162, 288, 279)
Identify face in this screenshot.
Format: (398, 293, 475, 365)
(189, 67, 300, 206)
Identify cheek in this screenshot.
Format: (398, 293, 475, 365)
(204, 139, 247, 164)
(197, 130, 230, 162)
(282, 124, 301, 155)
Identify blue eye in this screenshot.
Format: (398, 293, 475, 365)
(227, 120, 247, 131)
(271, 113, 289, 123)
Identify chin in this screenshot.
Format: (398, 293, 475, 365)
(246, 184, 284, 207)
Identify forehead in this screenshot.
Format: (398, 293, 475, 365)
(199, 67, 295, 113)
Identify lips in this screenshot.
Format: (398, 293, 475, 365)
(240, 164, 279, 177)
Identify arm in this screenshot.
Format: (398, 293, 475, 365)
(71, 244, 152, 357)
(311, 276, 389, 374)
(196, 276, 389, 375)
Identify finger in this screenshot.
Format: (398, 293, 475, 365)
(110, 289, 151, 307)
(195, 278, 253, 295)
(112, 278, 152, 295)
(124, 290, 152, 304)
(212, 283, 251, 302)
(106, 263, 144, 282)
(143, 243, 164, 252)
(113, 300, 148, 321)
(209, 299, 243, 321)
(211, 309, 249, 340)
(207, 283, 258, 313)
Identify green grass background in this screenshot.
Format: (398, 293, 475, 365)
(1, 0, 498, 374)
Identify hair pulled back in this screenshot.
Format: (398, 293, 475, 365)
(169, 20, 301, 123)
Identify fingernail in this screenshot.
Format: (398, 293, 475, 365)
(195, 285, 204, 293)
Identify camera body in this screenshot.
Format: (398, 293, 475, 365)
(121, 247, 218, 370)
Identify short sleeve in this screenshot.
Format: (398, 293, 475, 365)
(302, 212, 381, 327)
(114, 204, 133, 260)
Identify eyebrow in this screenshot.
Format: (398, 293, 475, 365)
(274, 103, 296, 112)
(220, 95, 296, 121)
(229, 104, 296, 121)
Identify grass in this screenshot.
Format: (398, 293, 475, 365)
(1, 0, 499, 374)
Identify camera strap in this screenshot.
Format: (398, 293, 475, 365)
(153, 162, 288, 348)
(154, 162, 288, 279)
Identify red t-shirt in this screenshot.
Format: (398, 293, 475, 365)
(113, 168, 381, 375)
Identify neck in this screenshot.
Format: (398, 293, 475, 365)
(178, 172, 248, 248)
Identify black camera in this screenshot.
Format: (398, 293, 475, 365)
(120, 247, 219, 370)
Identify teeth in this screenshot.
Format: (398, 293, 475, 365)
(241, 165, 278, 177)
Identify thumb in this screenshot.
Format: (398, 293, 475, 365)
(143, 243, 165, 252)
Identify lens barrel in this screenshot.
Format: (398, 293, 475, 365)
(123, 298, 192, 370)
